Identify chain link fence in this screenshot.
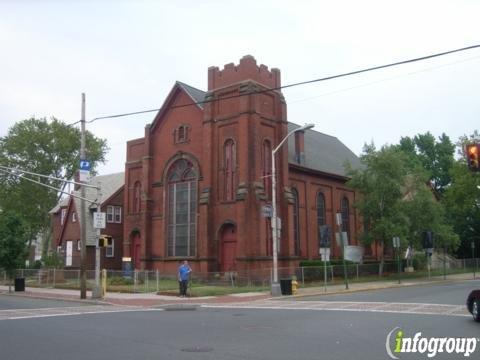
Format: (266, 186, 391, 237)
(1, 257, 478, 294)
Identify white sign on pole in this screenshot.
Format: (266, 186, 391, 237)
(93, 212, 106, 229)
(344, 246, 364, 263)
(335, 213, 342, 226)
(319, 247, 331, 262)
(79, 169, 90, 182)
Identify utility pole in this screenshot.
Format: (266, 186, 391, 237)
(92, 184, 102, 299)
(80, 93, 87, 299)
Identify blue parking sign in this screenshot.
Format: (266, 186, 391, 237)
(80, 160, 91, 171)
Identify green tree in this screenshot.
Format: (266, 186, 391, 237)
(443, 161, 480, 257)
(347, 144, 408, 274)
(348, 143, 458, 274)
(397, 132, 455, 195)
(0, 117, 108, 254)
(0, 211, 29, 292)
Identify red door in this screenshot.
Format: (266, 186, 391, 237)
(220, 224, 237, 272)
(132, 233, 141, 269)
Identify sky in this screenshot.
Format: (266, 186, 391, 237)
(1, 0, 479, 175)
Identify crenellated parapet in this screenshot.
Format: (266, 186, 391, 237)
(208, 55, 281, 91)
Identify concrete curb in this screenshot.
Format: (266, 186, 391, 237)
(278, 276, 479, 300)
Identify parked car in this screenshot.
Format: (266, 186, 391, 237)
(467, 290, 480, 322)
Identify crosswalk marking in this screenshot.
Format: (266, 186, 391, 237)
(0, 305, 162, 321)
(202, 300, 470, 317)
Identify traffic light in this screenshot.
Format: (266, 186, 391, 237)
(319, 225, 331, 248)
(466, 143, 480, 171)
(99, 235, 112, 247)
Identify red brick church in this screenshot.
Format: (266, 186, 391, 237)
(123, 55, 363, 274)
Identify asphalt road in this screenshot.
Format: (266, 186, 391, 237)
(0, 307, 478, 360)
(299, 279, 480, 305)
(1, 281, 479, 360)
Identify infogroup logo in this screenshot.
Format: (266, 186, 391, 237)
(385, 327, 479, 359)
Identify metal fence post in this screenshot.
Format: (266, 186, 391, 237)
(156, 269, 159, 292)
(301, 267, 305, 286)
(356, 264, 359, 280)
(53, 269, 56, 288)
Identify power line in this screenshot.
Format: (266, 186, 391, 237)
(69, 43, 480, 126)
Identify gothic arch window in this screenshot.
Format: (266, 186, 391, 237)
(167, 158, 197, 257)
(224, 139, 236, 201)
(133, 181, 141, 214)
(262, 139, 272, 200)
(317, 192, 326, 243)
(341, 197, 350, 244)
(292, 187, 300, 256)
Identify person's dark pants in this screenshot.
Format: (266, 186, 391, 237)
(179, 280, 188, 296)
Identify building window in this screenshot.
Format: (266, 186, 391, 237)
(133, 181, 142, 214)
(341, 197, 350, 243)
(106, 238, 114, 258)
(262, 140, 272, 200)
(61, 208, 67, 225)
(107, 206, 122, 223)
(174, 125, 190, 144)
(114, 206, 122, 223)
(167, 159, 197, 257)
(107, 206, 114, 222)
(224, 139, 236, 201)
(292, 188, 300, 256)
(72, 212, 76, 222)
(317, 192, 326, 243)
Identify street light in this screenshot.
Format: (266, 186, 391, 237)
(271, 123, 315, 296)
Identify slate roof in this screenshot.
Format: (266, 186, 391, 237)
(50, 172, 124, 246)
(287, 123, 362, 178)
(177, 81, 206, 109)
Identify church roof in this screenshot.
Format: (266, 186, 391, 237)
(287, 123, 362, 178)
(176, 81, 206, 109)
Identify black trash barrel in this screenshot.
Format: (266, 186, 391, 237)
(280, 278, 292, 295)
(14, 278, 25, 292)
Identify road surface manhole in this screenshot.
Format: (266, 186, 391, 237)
(181, 346, 214, 353)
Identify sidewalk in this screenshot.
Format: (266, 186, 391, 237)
(1, 272, 478, 307)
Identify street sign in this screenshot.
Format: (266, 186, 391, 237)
(78, 169, 90, 182)
(319, 247, 331, 262)
(93, 212, 106, 229)
(80, 160, 91, 171)
(261, 204, 273, 218)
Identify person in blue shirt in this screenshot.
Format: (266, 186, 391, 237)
(178, 260, 192, 297)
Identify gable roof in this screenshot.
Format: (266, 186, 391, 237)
(287, 123, 362, 178)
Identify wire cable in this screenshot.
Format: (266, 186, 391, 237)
(68, 43, 480, 126)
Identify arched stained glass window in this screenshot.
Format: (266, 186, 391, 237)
(262, 140, 272, 200)
(224, 139, 236, 201)
(317, 192, 326, 243)
(133, 181, 141, 214)
(341, 197, 350, 244)
(167, 159, 197, 257)
(292, 188, 300, 256)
